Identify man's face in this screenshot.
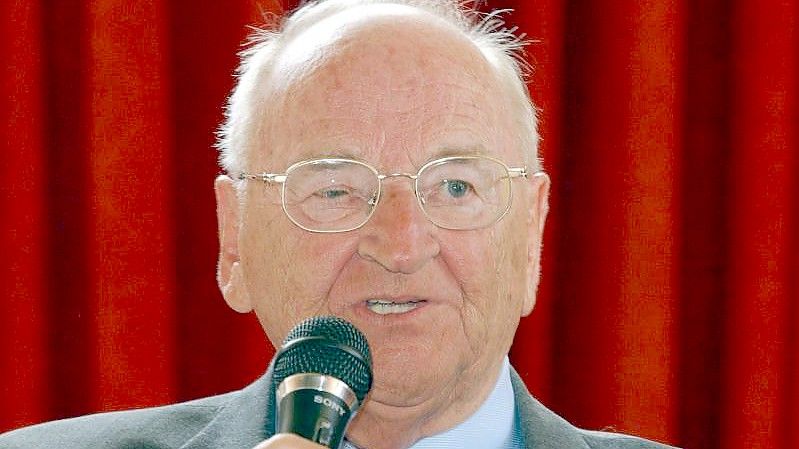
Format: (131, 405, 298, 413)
(217, 8, 548, 416)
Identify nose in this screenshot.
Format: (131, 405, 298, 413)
(357, 182, 440, 274)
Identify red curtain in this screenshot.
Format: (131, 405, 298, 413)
(2, 1, 796, 448)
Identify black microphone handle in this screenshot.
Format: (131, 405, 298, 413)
(276, 373, 360, 449)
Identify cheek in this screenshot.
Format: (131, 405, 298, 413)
(492, 216, 532, 311)
(442, 220, 529, 342)
(444, 220, 527, 300)
(241, 218, 358, 342)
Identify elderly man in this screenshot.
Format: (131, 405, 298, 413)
(0, 1, 677, 449)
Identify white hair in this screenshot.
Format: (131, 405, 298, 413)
(216, 0, 541, 174)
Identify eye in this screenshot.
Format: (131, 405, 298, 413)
(443, 179, 472, 198)
(316, 188, 350, 199)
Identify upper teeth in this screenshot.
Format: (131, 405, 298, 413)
(366, 299, 422, 315)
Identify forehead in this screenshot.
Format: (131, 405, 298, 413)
(260, 6, 516, 168)
(273, 5, 492, 87)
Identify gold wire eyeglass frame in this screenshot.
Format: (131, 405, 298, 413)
(237, 155, 532, 233)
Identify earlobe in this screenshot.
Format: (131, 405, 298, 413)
(522, 172, 550, 316)
(215, 175, 253, 313)
(223, 261, 253, 313)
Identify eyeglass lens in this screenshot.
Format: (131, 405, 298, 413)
(281, 157, 512, 232)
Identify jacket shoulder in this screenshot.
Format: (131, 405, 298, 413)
(509, 368, 679, 449)
(579, 429, 678, 449)
(0, 392, 238, 449)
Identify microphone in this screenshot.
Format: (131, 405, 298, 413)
(273, 316, 373, 449)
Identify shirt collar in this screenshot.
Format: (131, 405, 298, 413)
(344, 356, 519, 449)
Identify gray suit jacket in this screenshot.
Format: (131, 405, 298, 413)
(0, 367, 677, 449)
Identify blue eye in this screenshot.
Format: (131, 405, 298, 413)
(318, 189, 349, 199)
(444, 179, 470, 198)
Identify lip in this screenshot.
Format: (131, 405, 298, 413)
(338, 293, 440, 308)
(363, 295, 430, 304)
(349, 295, 434, 323)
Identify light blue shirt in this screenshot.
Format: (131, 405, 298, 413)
(344, 357, 522, 449)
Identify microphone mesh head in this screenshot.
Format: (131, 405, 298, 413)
(273, 316, 373, 403)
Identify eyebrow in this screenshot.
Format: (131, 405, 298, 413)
(429, 145, 489, 159)
(303, 148, 363, 159)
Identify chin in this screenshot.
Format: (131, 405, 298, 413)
(366, 374, 439, 408)
(366, 344, 459, 408)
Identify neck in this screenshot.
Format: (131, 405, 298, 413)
(345, 360, 505, 449)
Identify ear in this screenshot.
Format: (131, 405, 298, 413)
(522, 172, 550, 317)
(215, 175, 253, 313)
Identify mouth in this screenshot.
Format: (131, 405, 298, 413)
(365, 299, 427, 315)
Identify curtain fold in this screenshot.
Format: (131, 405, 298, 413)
(2, 1, 796, 448)
(1, 0, 48, 431)
(721, 1, 797, 448)
(84, 0, 178, 410)
(551, 0, 681, 439)
(678, 0, 730, 446)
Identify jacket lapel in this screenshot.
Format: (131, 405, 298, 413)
(510, 369, 591, 449)
(179, 365, 276, 449)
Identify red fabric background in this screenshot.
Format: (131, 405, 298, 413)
(2, 1, 796, 448)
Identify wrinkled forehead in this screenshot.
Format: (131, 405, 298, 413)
(270, 4, 498, 93)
